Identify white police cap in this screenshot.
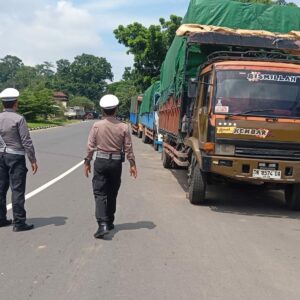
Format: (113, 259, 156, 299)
(99, 94, 119, 109)
(0, 88, 20, 102)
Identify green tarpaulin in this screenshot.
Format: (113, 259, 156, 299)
(140, 81, 160, 114)
(160, 0, 300, 103)
(130, 96, 137, 113)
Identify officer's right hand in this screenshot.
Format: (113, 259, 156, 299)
(84, 164, 91, 178)
(130, 166, 137, 179)
(31, 163, 38, 175)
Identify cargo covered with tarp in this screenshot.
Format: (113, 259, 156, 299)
(130, 95, 143, 113)
(159, 0, 300, 103)
(140, 81, 160, 115)
(130, 95, 143, 125)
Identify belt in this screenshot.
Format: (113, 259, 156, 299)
(96, 151, 122, 160)
(0, 147, 25, 156)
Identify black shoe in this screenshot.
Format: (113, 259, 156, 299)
(94, 224, 110, 239)
(13, 223, 34, 232)
(0, 219, 12, 227)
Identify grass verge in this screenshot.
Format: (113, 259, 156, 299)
(28, 119, 80, 129)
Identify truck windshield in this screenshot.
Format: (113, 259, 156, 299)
(214, 70, 300, 118)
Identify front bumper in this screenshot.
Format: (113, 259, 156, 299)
(202, 154, 300, 184)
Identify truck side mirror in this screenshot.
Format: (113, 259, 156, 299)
(188, 78, 198, 98)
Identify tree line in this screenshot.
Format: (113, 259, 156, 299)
(0, 0, 297, 120)
(0, 54, 112, 120)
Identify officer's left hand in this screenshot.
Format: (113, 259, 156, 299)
(84, 164, 91, 178)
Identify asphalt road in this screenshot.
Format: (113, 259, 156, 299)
(0, 121, 300, 300)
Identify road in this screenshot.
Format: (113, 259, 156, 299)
(0, 121, 300, 300)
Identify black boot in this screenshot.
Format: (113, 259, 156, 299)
(0, 219, 12, 227)
(107, 223, 114, 230)
(13, 223, 34, 232)
(94, 224, 110, 239)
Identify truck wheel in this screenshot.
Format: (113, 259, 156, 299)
(162, 149, 172, 169)
(138, 130, 142, 138)
(189, 163, 206, 205)
(142, 131, 149, 143)
(285, 184, 300, 211)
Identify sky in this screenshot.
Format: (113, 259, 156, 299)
(0, 0, 187, 81)
(0, 0, 299, 82)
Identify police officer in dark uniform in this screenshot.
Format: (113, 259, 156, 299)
(84, 94, 137, 239)
(0, 88, 38, 232)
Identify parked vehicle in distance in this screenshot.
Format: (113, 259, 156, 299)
(130, 95, 143, 137)
(64, 106, 85, 119)
(139, 82, 161, 150)
(83, 111, 99, 120)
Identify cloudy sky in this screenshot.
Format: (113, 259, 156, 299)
(0, 0, 299, 82)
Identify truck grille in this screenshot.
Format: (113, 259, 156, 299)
(235, 147, 300, 161)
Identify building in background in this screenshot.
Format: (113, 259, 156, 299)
(53, 91, 68, 108)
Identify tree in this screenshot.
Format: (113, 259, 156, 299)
(160, 15, 184, 47)
(13, 66, 38, 90)
(106, 80, 138, 117)
(0, 55, 24, 89)
(54, 59, 72, 92)
(35, 61, 55, 77)
(69, 96, 95, 111)
(114, 15, 182, 91)
(35, 61, 55, 89)
(122, 67, 134, 81)
(68, 54, 113, 102)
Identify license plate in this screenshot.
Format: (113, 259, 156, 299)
(252, 169, 281, 180)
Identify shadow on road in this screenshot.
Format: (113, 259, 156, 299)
(168, 168, 300, 219)
(207, 186, 300, 219)
(27, 216, 68, 228)
(105, 221, 156, 240)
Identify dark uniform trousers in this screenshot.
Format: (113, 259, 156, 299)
(92, 158, 122, 225)
(0, 153, 28, 224)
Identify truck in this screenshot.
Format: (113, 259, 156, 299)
(139, 81, 161, 150)
(130, 95, 143, 137)
(159, 0, 300, 210)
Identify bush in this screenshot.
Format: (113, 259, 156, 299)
(18, 88, 60, 121)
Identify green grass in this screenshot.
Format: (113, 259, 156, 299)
(28, 119, 80, 129)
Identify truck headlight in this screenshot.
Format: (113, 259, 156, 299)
(215, 144, 235, 156)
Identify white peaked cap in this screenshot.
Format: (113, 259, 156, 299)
(99, 94, 119, 109)
(0, 88, 20, 101)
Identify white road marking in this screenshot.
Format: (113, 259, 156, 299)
(6, 160, 84, 211)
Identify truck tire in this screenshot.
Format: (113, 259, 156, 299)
(138, 130, 142, 139)
(285, 184, 300, 211)
(142, 131, 149, 143)
(188, 163, 207, 205)
(162, 149, 172, 169)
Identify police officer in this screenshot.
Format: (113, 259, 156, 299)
(0, 88, 38, 232)
(84, 94, 137, 239)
